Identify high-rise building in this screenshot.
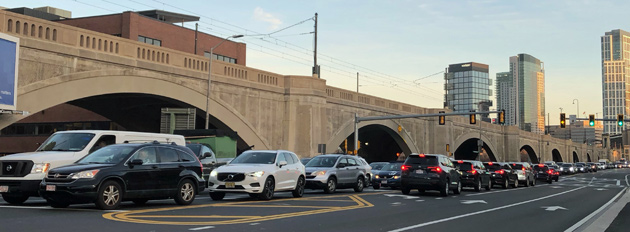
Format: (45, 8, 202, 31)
(444, 62, 493, 121)
(496, 54, 545, 134)
(601, 29, 630, 135)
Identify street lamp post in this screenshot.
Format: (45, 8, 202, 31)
(572, 99, 579, 121)
(205, 34, 244, 129)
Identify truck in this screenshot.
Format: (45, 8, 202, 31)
(175, 129, 239, 182)
(0, 130, 185, 204)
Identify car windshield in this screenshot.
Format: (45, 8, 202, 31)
(77, 145, 135, 164)
(185, 144, 202, 156)
(306, 156, 339, 167)
(37, 133, 96, 152)
(381, 163, 402, 171)
(370, 163, 387, 170)
(230, 152, 276, 164)
(455, 162, 473, 171)
(405, 155, 438, 165)
(549, 165, 559, 169)
(576, 164, 585, 167)
(562, 164, 573, 167)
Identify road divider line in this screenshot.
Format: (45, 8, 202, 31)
(389, 185, 589, 232)
(563, 187, 627, 232)
(189, 226, 215, 230)
(626, 174, 629, 186)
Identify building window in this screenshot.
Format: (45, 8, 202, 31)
(203, 52, 237, 64)
(138, 35, 162, 46)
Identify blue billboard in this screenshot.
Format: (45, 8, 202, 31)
(0, 33, 19, 111)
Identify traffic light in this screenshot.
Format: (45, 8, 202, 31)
(498, 110, 505, 124)
(618, 114, 624, 127)
(589, 114, 595, 127)
(438, 111, 445, 125)
(560, 113, 566, 128)
(469, 110, 476, 124)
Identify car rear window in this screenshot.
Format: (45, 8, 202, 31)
(405, 155, 438, 165)
(455, 162, 473, 171)
(485, 164, 502, 171)
(533, 166, 547, 171)
(511, 164, 524, 169)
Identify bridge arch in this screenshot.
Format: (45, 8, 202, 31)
(573, 151, 579, 162)
(587, 153, 592, 162)
(552, 149, 563, 162)
(326, 119, 418, 162)
(453, 132, 498, 162)
(5, 70, 269, 149)
(520, 145, 538, 163)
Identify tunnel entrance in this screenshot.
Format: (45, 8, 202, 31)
(454, 138, 497, 162)
(573, 152, 579, 162)
(339, 125, 407, 163)
(552, 149, 563, 162)
(520, 145, 538, 163)
(587, 153, 592, 162)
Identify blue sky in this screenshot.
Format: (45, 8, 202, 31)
(4, 0, 630, 124)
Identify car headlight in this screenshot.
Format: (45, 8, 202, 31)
(374, 175, 380, 179)
(71, 169, 99, 179)
(210, 170, 218, 177)
(312, 170, 327, 176)
(247, 171, 265, 177)
(393, 175, 400, 179)
(31, 163, 50, 174)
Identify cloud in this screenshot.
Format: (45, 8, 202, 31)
(253, 7, 282, 30)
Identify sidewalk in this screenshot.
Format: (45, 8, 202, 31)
(578, 188, 630, 232)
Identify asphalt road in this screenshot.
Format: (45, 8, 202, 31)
(1, 169, 628, 232)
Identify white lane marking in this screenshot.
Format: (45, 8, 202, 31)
(626, 174, 629, 186)
(415, 200, 425, 202)
(391, 202, 402, 205)
(388, 177, 594, 232)
(189, 226, 215, 230)
(461, 200, 487, 204)
(595, 188, 607, 191)
(384, 194, 419, 199)
(466, 187, 524, 196)
(250, 223, 260, 226)
(550, 186, 563, 189)
(617, 180, 621, 186)
(435, 198, 443, 200)
(564, 187, 627, 232)
(542, 206, 567, 211)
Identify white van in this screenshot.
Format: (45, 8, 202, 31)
(0, 130, 185, 204)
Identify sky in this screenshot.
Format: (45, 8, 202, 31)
(4, 0, 630, 124)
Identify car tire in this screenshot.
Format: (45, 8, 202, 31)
(1, 194, 29, 205)
(440, 180, 450, 197)
(132, 199, 148, 205)
(513, 179, 519, 188)
(47, 199, 69, 208)
(353, 177, 364, 192)
(373, 183, 381, 189)
(418, 189, 426, 194)
(258, 177, 275, 200)
(175, 179, 196, 205)
(95, 180, 122, 210)
(524, 178, 530, 187)
(401, 186, 411, 195)
(548, 178, 553, 184)
(209, 192, 225, 200)
(485, 179, 491, 191)
(531, 177, 536, 186)
(502, 178, 509, 189)
(324, 177, 337, 194)
(291, 176, 305, 198)
(554, 177, 559, 182)
(474, 178, 482, 192)
(453, 180, 462, 195)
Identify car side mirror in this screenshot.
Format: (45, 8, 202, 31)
(337, 163, 346, 168)
(128, 159, 143, 166)
(203, 152, 212, 158)
(278, 160, 288, 167)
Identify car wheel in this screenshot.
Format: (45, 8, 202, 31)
(353, 177, 364, 192)
(175, 179, 196, 205)
(373, 183, 381, 189)
(440, 180, 450, 197)
(548, 178, 553, 184)
(485, 179, 491, 191)
(291, 176, 305, 198)
(132, 199, 148, 205)
(531, 177, 536, 186)
(503, 178, 509, 189)
(513, 179, 519, 188)
(554, 177, 559, 182)
(474, 178, 482, 192)
(209, 192, 225, 200)
(524, 178, 530, 187)
(418, 189, 426, 194)
(324, 177, 337, 194)
(96, 181, 122, 210)
(401, 186, 411, 195)
(47, 199, 69, 208)
(1, 194, 29, 205)
(454, 180, 462, 195)
(258, 177, 275, 200)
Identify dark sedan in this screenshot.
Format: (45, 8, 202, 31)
(484, 162, 518, 189)
(533, 164, 553, 184)
(372, 162, 403, 189)
(39, 142, 205, 210)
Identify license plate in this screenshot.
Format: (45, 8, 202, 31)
(381, 180, 387, 184)
(225, 182, 235, 188)
(415, 170, 424, 174)
(538, 171, 544, 173)
(0, 186, 8, 193)
(46, 185, 56, 192)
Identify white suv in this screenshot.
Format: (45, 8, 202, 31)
(207, 150, 305, 200)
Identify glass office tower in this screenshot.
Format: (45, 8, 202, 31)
(444, 62, 493, 122)
(602, 29, 630, 135)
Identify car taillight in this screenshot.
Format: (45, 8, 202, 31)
(522, 167, 526, 171)
(419, 154, 425, 158)
(495, 170, 504, 174)
(547, 170, 552, 174)
(428, 166, 442, 173)
(469, 170, 477, 174)
(458, 160, 463, 163)
(538, 164, 544, 167)
(401, 165, 410, 171)
(488, 162, 493, 165)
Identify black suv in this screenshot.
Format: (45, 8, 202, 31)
(39, 142, 205, 210)
(484, 162, 518, 189)
(455, 160, 491, 192)
(401, 154, 461, 196)
(533, 164, 554, 184)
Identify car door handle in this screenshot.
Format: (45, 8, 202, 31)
(151, 165, 158, 169)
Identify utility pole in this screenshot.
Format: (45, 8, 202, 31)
(194, 23, 198, 55)
(357, 72, 359, 93)
(313, 13, 319, 78)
